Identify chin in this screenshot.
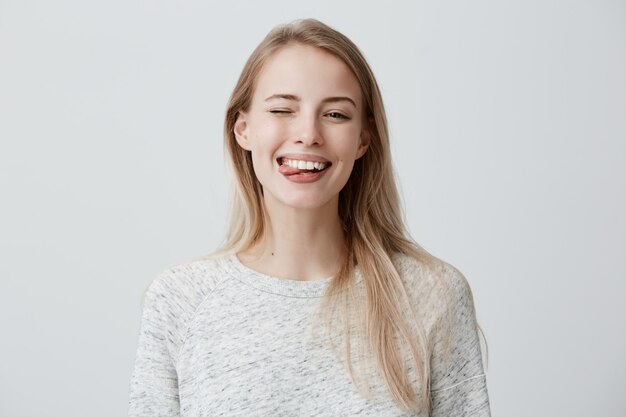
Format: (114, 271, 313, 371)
(281, 198, 328, 210)
(274, 192, 336, 211)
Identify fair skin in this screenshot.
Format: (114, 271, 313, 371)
(233, 43, 371, 281)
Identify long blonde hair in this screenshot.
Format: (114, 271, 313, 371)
(203, 18, 466, 413)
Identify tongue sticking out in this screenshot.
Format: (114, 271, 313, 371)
(278, 163, 329, 176)
(279, 165, 312, 175)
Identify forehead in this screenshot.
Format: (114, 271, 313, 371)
(253, 44, 362, 108)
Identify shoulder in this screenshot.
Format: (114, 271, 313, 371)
(391, 251, 471, 297)
(143, 256, 228, 314)
(390, 251, 475, 326)
(136, 256, 232, 363)
(391, 252, 488, 400)
(140, 256, 231, 344)
(147, 256, 225, 295)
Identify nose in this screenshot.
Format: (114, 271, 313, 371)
(294, 112, 323, 146)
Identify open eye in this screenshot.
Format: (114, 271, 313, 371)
(327, 112, 349, 120)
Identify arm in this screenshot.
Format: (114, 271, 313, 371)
(128, 276, 181, 417)
(428, 264, 491, 417)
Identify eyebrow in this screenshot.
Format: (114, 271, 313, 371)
(264, 94, 357, 108)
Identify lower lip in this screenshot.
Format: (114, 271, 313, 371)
(281, 168, 330, 183)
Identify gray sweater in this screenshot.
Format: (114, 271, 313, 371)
(127, 252, 490, 416)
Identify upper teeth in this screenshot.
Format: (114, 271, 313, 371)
(282, 158, 327, 170)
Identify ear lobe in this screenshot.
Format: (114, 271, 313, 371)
(233, 111, 251, 151)
(356, 129, 371, 159)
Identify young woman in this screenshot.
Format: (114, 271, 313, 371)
(128, 18, 490, 417)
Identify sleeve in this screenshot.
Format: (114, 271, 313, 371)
(428, 263, 491, 417)
(127, 274, 181, 417)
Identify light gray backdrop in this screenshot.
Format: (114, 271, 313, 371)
(1, 0, 624, 416)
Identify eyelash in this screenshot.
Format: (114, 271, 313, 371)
(269, 110, 349, 120)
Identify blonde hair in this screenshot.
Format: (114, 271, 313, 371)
(202, 18, 471, 413)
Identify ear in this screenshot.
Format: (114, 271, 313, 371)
(233, 111, 251, 151)
(355, 125, 372, 160)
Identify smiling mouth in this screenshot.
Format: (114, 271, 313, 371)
(276, 157, 332, 173)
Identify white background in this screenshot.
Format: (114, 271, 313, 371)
(1, 1, 624, 416)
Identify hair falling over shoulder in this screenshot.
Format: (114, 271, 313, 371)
(201, 18, 476, 414)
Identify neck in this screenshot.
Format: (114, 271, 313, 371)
(237, 193, 347, 281)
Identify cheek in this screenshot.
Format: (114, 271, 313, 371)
(335, 136, 364, 160)
(253, 120, 288, 148)
(336, 125, 364, 149)
(249, 123, 284, 173)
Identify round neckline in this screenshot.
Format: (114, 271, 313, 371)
(224, 252, 361, 298)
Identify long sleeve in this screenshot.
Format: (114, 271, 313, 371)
(428, 263, 491, 417)
(128, 275, 181, 416)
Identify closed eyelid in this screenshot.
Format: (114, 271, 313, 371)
(268, 109, 351, 120)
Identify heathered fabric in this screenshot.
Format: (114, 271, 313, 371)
(127, 252, 490, 416)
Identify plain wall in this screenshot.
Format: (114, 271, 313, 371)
(1, 0, 624, 416)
